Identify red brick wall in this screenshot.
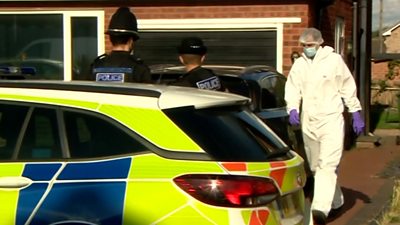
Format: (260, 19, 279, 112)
(320, 0, 353, 45)
(105, 4, 312, 75)
(104, 1, 353, 75)
(371, 61, 400, 86)
(371, 61, 389, 82)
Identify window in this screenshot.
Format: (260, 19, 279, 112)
(64, 111, 147, 158)
(0, 11, 104, 81)
(0, 101, 148, 160)
(0, 104, 29, 160)
(71, 17, 100, 80)
(18, 107, 62, 160)
(335, 17, 346, 56)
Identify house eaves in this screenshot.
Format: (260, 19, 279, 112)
(382, 22, 400, 36)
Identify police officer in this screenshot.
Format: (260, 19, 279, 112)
(172, 37, 223, 91)
(90, 7, 151, 83)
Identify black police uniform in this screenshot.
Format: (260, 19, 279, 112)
(91, 51, 151, 83)
(172, 36, 223, 91)
(173, 66, 222, 90)
(90, 7, 152, 83)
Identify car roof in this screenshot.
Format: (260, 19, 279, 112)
(0, 80, 249, 110)
(150, 64, 285, 84)
(150, 64, 280, 75)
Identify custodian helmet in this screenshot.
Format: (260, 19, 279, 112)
(106, 7, 140, 40)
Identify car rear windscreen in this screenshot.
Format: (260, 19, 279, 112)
(163, 105, 289, 162)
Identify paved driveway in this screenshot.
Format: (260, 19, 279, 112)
(327, 129, 400, 225)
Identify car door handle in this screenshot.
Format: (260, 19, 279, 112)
(0, 176, 33, 189)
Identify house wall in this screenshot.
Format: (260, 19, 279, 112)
(104, 4, 311, 75)
(320, 0, 353, 45)
(0, 0, 355, 76)
(104, 0, 354, 75)
(371, 61, 389, 82)
(372, 25, 400, 106)
(384, 27, 400, 53)
(370, 60, 400, 107)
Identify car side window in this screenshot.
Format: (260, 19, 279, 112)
(64, 111, 147, 158)
(18, 107, 62, 160)
(0, 104, 29, 160)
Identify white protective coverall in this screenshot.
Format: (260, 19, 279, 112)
(284, 46, 362, 215)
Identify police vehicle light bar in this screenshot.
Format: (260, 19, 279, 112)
(0, 66, 36, 80)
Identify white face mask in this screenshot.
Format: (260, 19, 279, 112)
(304, 46, 317, 58)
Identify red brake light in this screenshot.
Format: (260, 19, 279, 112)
(173, 174, 279, 208)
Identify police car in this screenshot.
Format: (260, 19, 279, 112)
(151, 64, 312, 181)
(0, 80, 307, 225)
(153, 66, 302, 147)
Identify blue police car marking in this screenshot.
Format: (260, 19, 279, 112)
(58, 157, 131, 180)
(18, 163, 63, 225)
(30, 181, 126, 225)
(196, 76, 221, 90)
(96, 73, 125, 82)
(22, 163, 62, 181)
(17, 183, 49, 225)
(16, 158, 132, 225)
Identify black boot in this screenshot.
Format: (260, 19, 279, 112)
(312, 210, 327, 225)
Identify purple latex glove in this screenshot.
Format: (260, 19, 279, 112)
(352, 111, 365, 136)
(289, 109, 300, 126)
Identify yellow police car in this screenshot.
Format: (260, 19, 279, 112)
(0, 80, 307, 225)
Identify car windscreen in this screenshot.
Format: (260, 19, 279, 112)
(163, 105, 289, 162)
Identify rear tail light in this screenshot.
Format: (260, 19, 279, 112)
(173, 174, 279, 208)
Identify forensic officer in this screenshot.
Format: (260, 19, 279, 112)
(285, 27, 365, 225)
(171, 37, 223, 91)
(90, 7, 151, 83)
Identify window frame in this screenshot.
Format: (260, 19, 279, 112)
(16, 106, 63, 160)
(0, 100, 154, 161)
(335, 16, 346, 57)
(60, 107, 151, 159)
(0, 10, 105, 81)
